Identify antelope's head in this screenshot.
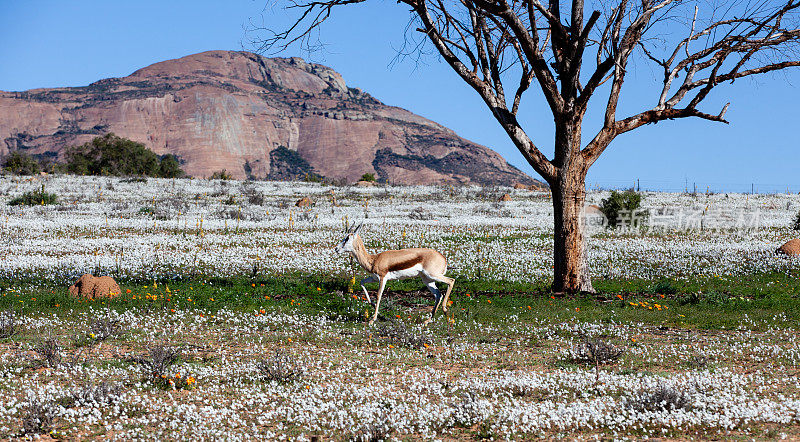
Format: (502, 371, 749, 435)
(335, 222, 363, 254)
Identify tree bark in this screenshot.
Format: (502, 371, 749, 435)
(552, 181, 594, 293)
(551, 122, 595, 293)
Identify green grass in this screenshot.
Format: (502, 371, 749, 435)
(1, 271, 798, 331)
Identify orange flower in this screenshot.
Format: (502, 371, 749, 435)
(260, 309, 265, 314)
(170, 309, 176, 313)
(126, 289, 132, 294)
(487, 299, 492, 303)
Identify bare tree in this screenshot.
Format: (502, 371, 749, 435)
(252, 0, 800, 293)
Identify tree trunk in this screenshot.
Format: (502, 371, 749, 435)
(552, 178, 594, 293)
(551, 122, 595, 294)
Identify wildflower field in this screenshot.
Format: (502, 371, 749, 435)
(0, 175, 799, 440)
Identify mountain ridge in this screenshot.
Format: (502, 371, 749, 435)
(0, 50, 540, 186)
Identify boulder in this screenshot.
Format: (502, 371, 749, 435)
(68, 274, 121, 299)
(585, 204, 603, 215)
(776, 239, 800, 256)
(514, 182, 549, 191)
(499, 193, 512, 202)
(295, 196, 314, 207)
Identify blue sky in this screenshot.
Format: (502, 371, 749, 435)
(1, 0, 798, 192)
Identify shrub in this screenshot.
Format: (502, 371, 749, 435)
(158, 154, 185, 178)
(793, 209, 800, 231)
(209, 169, 233, 180)
(303, 171, 324, 183)
(59, 381, 122, 407)
(62, 133, 185, 178)
(241, 183, 265, 205)
(566, 336, 624, 365)
(360, 173, 376, 182)
(687, 354, 712, 369)
(89, 314, 124, 343)
(649, 278, 680, 295)
(2, 151, 40, 175)
(33, 336, 62, 368)
(599, 190, 648, 229)
(0, 310, 18, 339)
(625, 384, 690, 412)
(256, 350, 304, 384)
(8, 184, 59, 206)
(21, 399, 56, 435)
(133, 344, 181, 386)
(352, 422, 393, 442)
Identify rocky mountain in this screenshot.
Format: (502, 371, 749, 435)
(0, 50, 540, 186)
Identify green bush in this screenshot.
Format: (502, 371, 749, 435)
(158, 154, 185, 178)
(9, 184, 59, 206)
(793, 210, 800, 231)
(599, 190, 647, 228)
(2, 152, 40, 175)
(303, 172, 324, 183)
(209, 169, 233, 180)
(62, 133, 185, 178)
(360, 173, 376, 182)
(649, 279, 680, 295)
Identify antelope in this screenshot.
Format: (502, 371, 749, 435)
(335, 223, 455, 325)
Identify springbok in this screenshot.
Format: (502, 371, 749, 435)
(335, 223, 455, 325)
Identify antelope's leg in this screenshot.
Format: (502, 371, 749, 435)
(426, 281, 442, 322)
(368, 276, 387, 326)
(430, 275, 455, 313)
(360, 275, 378, 304)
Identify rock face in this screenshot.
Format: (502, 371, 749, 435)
(0, 50, 540, 186)
(776, 239, 800, 256)
(68, 274, 121, 299)
(295, 196, 313, 208)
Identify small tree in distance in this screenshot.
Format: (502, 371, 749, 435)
(63, 133, 186, 178)
(600, 190, 646, 229)
(2, 152, 41, 175)
(255, 0, 800, 293)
